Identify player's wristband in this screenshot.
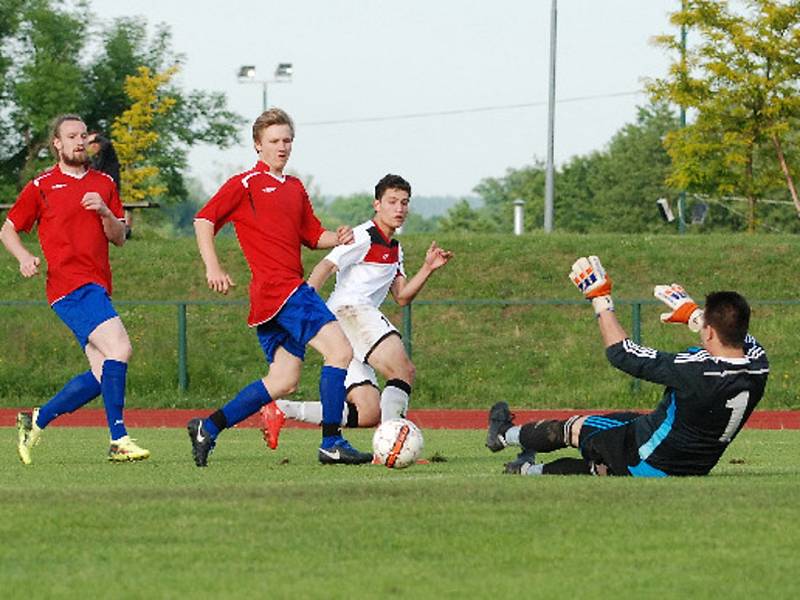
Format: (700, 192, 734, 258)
(687, 308, 704, 333)
(591, 295, 614, 316)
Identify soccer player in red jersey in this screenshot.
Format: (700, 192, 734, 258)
(1, 114, 150, 464)
(187, 108, 372, 466)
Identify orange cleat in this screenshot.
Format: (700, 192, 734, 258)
(259, 402, 286, 450)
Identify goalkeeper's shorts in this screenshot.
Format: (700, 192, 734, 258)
(577, 412, 643, 476)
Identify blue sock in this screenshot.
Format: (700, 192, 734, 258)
(218, 380, 271, 434)
(37, 371, 101, 428)
(101, 360, 128, 440)
(320, 365, 347, 448)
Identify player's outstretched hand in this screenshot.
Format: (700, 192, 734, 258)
(654, 284, 704, 332)
(336, 225, 354, 245)
(570, 256, 612, 299)
(425, 241, 453, 271)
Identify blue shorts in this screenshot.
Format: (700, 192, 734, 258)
(256, 283, 337, 363)
(52, 283, 118, 348)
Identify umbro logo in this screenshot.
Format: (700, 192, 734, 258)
(262, 187, 277, 193)
(52, 184, 67, 189)
(382, 253, 390, 260)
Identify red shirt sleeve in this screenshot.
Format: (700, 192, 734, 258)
(196, 176, 247, 234)
(298, 185, 325, 249)
(6, 182, 41, 233)
(106, 180, 124, 219)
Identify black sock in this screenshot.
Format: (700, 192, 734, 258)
(542, 457, 592, 475)
(208, 409, 228, 432)
(345, 402, 360, 428)
(519, 419, 568, 452)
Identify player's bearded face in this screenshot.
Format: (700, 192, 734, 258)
(256, 124, 293, 173)
(55, 121, 89, 168)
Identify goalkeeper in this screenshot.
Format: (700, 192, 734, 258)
(486, 256, 769, 477)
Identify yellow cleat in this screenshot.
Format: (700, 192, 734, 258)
(17, 408, 42, 465)
(108, 435, 151, 462)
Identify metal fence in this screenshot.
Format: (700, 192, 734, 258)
(2, 298, 796, 393)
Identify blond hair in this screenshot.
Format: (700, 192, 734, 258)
(252, 108, 295, 144)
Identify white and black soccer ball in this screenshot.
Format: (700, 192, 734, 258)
(372, 418, 424, 469)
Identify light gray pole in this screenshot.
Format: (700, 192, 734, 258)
(262, 82, 268, 113)
(513, 199, 525, 235)
(544, 0, 557, 233)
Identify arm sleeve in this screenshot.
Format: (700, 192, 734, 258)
(324, 228, 370, 269)
(298, 187, 325, 249)
(195, 176, 245, 234)
(106, 179, 124, 219)
(6, 182, 41, 233)
(397, 243, 406, 278)
(743, 334, 768, 364)
(605, 339, 699, 390)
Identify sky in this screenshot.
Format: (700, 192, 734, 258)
(91, 0, 679, 199)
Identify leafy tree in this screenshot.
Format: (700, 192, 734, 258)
(0, 1, 242, 210)
(438, 199, 497, 233)
(111, 65, 177, 203)
(315, 193, 375, 229)
(649, 0, 800, 231)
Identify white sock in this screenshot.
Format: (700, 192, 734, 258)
(504, 426, 521, 446)
(522, 463, 544, 476)
(380, 384, 409, 422)
(275, 400, 348, 426)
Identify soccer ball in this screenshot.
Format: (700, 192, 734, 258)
(372, 418, 424, 469)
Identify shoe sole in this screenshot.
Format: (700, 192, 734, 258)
(16, 412, 32, 465)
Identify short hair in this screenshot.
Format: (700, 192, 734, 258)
(252, 108, 295, 144)
(49, 113, 85, 157)
(704, 291, 750, 348)
(375, 174, 411, 200)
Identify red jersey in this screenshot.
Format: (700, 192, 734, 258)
(196, 161, 325, 326)
(6, 165, 123, 304)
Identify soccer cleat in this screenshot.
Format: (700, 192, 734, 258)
(486, 401, 514, 452)
(16, 408, 43, 465)
(259, 402, 286, 450)
(318, 438, 373, 465)
(108, 436, 151, 462)
(187, 418, 215, 467)
(503, 448, 537, 475)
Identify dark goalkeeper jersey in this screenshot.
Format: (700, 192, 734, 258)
(606, 335, 769, 476)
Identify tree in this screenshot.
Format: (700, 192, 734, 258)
(111, 65, 177, 203)
(0, 1, 242, 209)
(649, 0, 800, 232)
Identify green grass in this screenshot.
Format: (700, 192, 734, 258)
(1, 233, 799, 409)
(1, 427, 798, 598)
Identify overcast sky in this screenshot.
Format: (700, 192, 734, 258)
(91, 0, 679, 198)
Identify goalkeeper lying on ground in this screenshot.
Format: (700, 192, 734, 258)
(486, 256, 769, 477)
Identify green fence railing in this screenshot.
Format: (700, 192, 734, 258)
(2, 298, 796, 393)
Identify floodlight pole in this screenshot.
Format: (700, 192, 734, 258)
(678, 0, 687, 234)
(238, 63, 292, 114)
(543, 0, 557, 233)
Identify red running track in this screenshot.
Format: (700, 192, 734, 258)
(1, 408, 798, 429)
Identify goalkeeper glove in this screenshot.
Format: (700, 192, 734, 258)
(653, 283, 704, 332)
(569, 256, 614, 315)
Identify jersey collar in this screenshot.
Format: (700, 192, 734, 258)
(255, 160, 286, 183)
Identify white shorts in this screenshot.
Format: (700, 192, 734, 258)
(332, 304, 399, 390)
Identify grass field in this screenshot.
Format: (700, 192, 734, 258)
(1, 426, 798, 598)
(1, 233, 799, 410)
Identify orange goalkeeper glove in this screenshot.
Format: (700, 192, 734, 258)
(570, 256, 614, 315)
(653, 283, 704, 332)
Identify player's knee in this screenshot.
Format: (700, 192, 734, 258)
(262, 376, 297, 399)
(357, 402, 380, 427)
(108, 340, 133, 363)
(385, 359, 415, 384)
(327, 345, 352, 369)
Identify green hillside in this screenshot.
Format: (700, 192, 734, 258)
(1, 232, 797, 409)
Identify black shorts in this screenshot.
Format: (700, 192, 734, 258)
(578, 412, 643, 476)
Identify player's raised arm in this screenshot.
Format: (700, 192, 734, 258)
(569, 255, 627, 348)
(194, 218, 235, 295)
(0, 219, 41, 277)
(391, 241, 453, 306)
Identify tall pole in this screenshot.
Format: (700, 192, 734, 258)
(678, 0, 687, 234)
(262, 81, 268, 113)
(544, 0, 557, 233)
